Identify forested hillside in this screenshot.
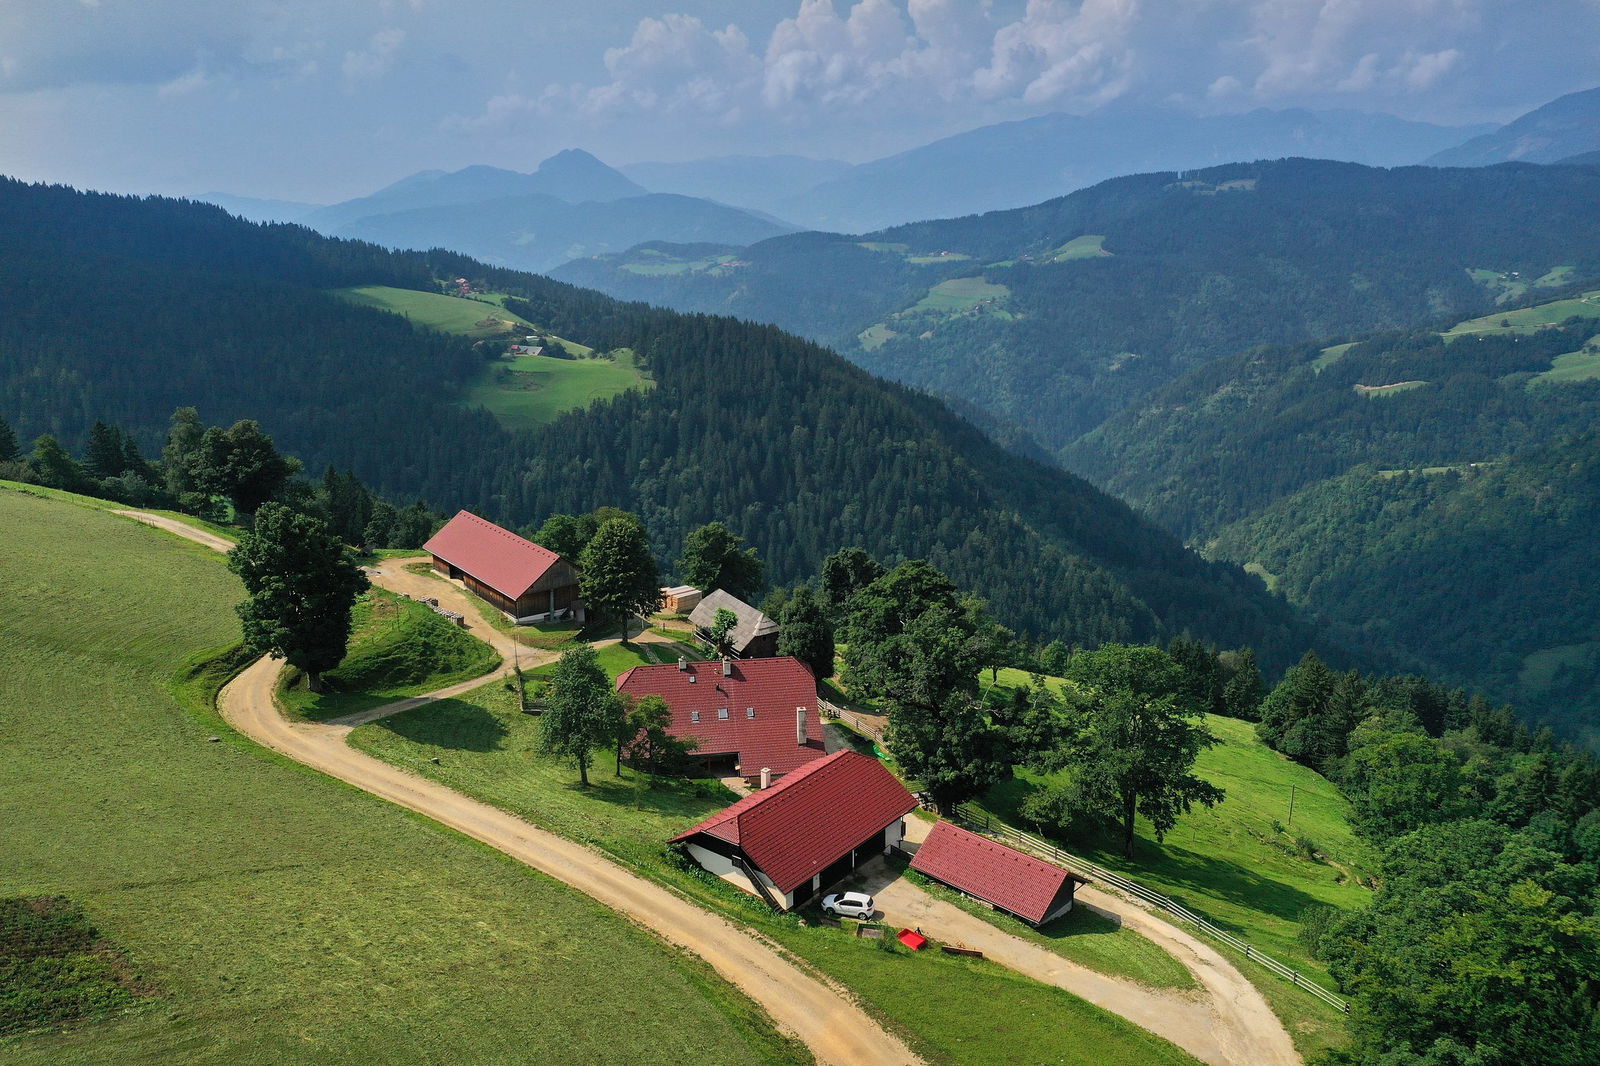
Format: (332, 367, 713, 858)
(554, 159, 1600, 457)
(0, 178, 1309, 661)
(1065, 285, 1600, 734)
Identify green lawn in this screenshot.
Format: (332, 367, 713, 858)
(1530, 334, 1600, 385)
(462, 348, 651, 430)
(278, 587, 501, 721)
(858, 323, 899, 350)
(1310, 342, 1356, 372)
(908, 277, 1010, 314)
(0, 486, 806, 1066)
(350, 682, 1204, 1066)
(331, 284, 534, 338)
(971, 713, 1366, 1058)
(1442, 287, 1600, 339)
(1047, 234, 1111, 262)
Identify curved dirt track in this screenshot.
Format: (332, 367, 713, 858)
(125, 510, 1299, 1065)
(220, 657, 918, 1066)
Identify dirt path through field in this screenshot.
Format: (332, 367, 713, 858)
(117, 514, 917, 1065)
(124, 509, 1298, 1065)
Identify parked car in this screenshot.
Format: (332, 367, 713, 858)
(821, 891, 876, 920)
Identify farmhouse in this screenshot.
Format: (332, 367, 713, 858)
(689, 589, 779, 658)
(910, 820, 1089, 926)
(423, 510, 583, 622)
(616, 656, 825, 782)
(670, 750, 916, 910)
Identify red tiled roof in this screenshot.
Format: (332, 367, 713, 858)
(422, 510, 565, 601)
(671, 750, 917, 895)
(910, 821, 1089, 925)
(616, 656, 825, 778)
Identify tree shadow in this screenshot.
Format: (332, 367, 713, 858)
(378, 698, 509, 752)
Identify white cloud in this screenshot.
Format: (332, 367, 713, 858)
(157, 68, 211, 98)
(342, 27, 405, 85)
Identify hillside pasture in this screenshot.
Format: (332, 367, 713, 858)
(1442, 287, 1600, 339)
(350, 680, 1206, 1066)
(331, 284, 533, 338)
(462, 347, 652, 429)
(909, 276, 1010, 314)
(1310, 342, 1356, 372)
(1353, 380, 1428, 397)
(1047, 234, 1111, 262)
(1530, 334, 1600, 385)
(0, 487, 803, 1066)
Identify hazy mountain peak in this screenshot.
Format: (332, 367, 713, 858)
(1425, 85, 1600, 166)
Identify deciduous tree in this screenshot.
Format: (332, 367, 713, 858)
(578, 516, 662, 642)
(778, 585, 835, 680)
(187, 419, 299, 516)
(228, 503, 369, 693)
(541, 645, 623, 787)
(677, 521, 764, 601)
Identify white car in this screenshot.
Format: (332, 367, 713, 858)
(821, 891, 876, 920)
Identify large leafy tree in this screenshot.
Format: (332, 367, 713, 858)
(820, 547, 885, 613)
(841, 560, 974, 702)
(578, 516, 662, 642)
(228, 503, 369, 693)
(677, 521, 764, 601)
(621, 694, 698, 781)
(890, 688, 1011, 813)
(187, 419, 299, 516)
(28, 435, 88, 492)
(1057, 644, 1225, 858)
(777, 585, 835, 680)
(541, 645, 623, 787)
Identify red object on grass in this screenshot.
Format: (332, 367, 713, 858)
(897, 929, 928, 951)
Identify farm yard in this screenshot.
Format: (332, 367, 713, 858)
(0, 486, 807, 1066)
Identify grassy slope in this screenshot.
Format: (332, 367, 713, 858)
(463, 348, 651, 429)
(972, 712, 1366, 1057)
(278, 587, 501, 721)
(331, 284, 650, 429)
(1441, 287, 1600, 339)
(349, 682, 1203, 1066)
(0, 486, 803, 1066)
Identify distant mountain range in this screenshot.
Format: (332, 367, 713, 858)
(1426, 86, 1600, 167)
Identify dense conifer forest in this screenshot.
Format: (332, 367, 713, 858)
(0, 178, 1310, 662)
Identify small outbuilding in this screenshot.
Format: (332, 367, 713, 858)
(423, 510, 583, 622)
(615, 655, 826, 783)
(670, 750, 916, 910)
(910, 821, 1089, 927)
(661, 585, 703, 614)
(689, 589, 779, 658)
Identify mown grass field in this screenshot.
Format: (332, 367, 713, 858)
(971, 711, 1367, 1057)
(1310, 341, 1356, 372)
(0, 485, 806, 1066)
(350, 681, 1205, 1066)
(331, 284, 534, 338)
(1442, 287, 1600, 339)
(909, 277, 1010, 314)
(1047, 234, 1111, 262)
(1530, 334, 1600, 385)
(462, 347, 651, 429)
(278, 587, 501, 721)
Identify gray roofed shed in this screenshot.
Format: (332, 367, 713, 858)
(690, 589, 781, 658)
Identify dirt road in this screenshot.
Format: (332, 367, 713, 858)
(118, 514, 917, 1065)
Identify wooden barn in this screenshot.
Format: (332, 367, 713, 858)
(689, 589, 780, 658)
(670, 750, 916, 910)
(423, 510, 583, 622)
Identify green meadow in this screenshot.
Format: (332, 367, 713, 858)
(331, 284, 533, 338)
(462, 347, 651, 429)
(1442, 287, 1600, 339)
(0, 485, 804, 1066)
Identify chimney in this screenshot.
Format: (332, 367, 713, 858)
(722, 657, 732, 677)
(760, 767, 772, 789)
(796, 706, 807, 746)
(677, 657, 688, 671)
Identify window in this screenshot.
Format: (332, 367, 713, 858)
(717, 707, 729, 720)
(746, 707, 756, 718)
(690, 710, 700, 723)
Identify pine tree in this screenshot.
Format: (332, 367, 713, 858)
(0, 415, 19, 463)
(84, 421, 128, 480)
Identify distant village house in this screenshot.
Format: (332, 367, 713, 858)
(423, 510, 583, 623)
(615, 655, 825, 783)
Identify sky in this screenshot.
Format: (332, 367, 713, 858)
(3, 0, 1598, 204)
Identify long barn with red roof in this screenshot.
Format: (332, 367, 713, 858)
(670, 750, 917, 910)
(616, 656, 826, 784)
(423, 510, 583, 621)
(910, 820, 1089, 926)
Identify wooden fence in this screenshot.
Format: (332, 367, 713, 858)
(952, 804, 1350, 1013)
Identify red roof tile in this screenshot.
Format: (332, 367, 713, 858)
(422, 511, 565, 601)
(616, 657, 825, 778)
(671, 750, 917, 895)
(910, 821, 1088, 925)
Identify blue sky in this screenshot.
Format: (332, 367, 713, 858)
(4, 0, 1597, 203)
